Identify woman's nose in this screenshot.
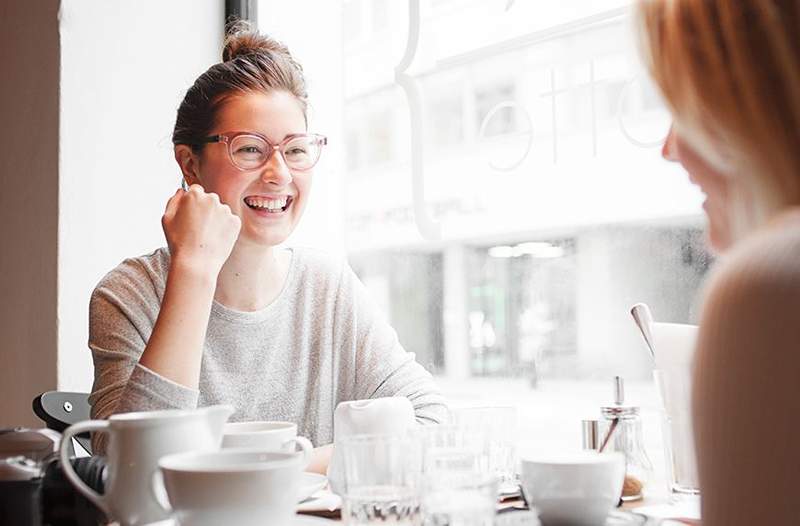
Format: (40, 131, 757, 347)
(260, 150, 293, 186)
(662, 124, 679, 162)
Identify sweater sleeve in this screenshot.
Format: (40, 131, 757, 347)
(692, 242, 800, 526)
(336, 261, 447, 425)
(88, 256, 199, 453)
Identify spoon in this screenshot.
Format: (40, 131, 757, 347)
(630, 303, 656, 360)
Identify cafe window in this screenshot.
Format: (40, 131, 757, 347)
(261, 0, 712, 453)
(474, 81, 518, 138)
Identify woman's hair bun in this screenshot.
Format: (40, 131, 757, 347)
(222, 20, 292, 62)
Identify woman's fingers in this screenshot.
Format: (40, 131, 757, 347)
(161, 183, 242, 274)
(163, 188, 184, 222)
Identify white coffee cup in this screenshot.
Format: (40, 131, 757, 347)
(156, 450, 303, 526)
(520, 451, 625, 526)
(222, 421, 313, 466)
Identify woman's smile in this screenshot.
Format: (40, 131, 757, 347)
(243, 194, 294, 215)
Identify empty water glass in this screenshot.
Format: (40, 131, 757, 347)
(422, 473, 497, 526)
(421, 425, 484, 474)
(448, 406, 517, 493)
(341, 433, 422, 525)
(420, 426, 498, 526)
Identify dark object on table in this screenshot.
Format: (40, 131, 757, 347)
(0, 456, 107, 526)
(41, 456, 107, 526)
(0, 427, 106, 526)
(32, 391, 93, 456)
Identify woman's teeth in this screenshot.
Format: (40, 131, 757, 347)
(244, 196, 289, 212)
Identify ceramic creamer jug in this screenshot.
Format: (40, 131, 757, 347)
(59, 405, 233, 526)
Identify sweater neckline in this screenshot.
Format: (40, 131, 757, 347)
(210, 248, 297, 324)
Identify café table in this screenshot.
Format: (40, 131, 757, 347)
(292, 483, 701, 525)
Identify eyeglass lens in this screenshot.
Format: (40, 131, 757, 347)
(229, 135, 321, 171)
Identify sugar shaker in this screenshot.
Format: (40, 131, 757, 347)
(599, 376, 654, 501)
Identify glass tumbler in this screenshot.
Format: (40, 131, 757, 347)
(420, 425, 498, 526)
(341, 433, 422, 525)
(654, 369, 700, 499)
(448, 406, 517, 493)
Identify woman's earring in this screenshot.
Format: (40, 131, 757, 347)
(181, 179, 189, 191)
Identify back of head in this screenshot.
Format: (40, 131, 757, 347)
(172, 21, 308, 150)
(638, 0, 800, 217)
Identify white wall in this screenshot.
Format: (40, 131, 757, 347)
(0, 0, 345, 422)
(58, 0, 225, 390)
(0, 0, 61, 427)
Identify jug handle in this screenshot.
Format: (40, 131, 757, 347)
(285, 436, 314, 470)
(59, 420, 110, 515)
(151, 470, 172, 514)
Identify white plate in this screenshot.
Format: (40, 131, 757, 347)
(298, 472, 328, 502)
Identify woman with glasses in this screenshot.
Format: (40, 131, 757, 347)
(639, 0, 800, 523)
(87, 26, 446, 471)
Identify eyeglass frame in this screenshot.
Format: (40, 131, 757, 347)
(200, 131, 328, 172)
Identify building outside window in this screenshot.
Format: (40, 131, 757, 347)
(262, 0, 712, 459)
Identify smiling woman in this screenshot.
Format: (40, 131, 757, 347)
(86, 24, 446, 469)
(638, 0, 800, 524)
(175, 91, 315, 248)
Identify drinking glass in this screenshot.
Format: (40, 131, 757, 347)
(341, 433, 421, 525)
(420, 425, 498, 526)
(650, 321, 700, 501)
(448, 406, 517, 493)
(422, 474, 497, 526)
(654, 369, 700, 499)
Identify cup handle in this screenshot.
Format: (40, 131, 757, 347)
(286, 436, 314, 469)
(151, 470, 172, 514)
(59, 420, 110, 514)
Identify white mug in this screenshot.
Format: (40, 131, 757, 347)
(155, 449, 304, 526)
(520, 451, 625, 526)
(222, 421, 312, 466)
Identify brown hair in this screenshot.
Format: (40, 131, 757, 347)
(172, 22, 308, 151)
(638, 0, 800, 216)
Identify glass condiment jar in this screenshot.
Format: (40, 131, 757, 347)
(600, 376, 654, 501)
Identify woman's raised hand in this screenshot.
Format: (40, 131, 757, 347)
(162, 184, 242, 277)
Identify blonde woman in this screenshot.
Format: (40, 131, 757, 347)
(638, 0, 800, 523)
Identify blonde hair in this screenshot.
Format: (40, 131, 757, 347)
(638, 0, 800, 231)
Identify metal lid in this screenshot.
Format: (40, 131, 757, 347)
(600, 376, 640, 417)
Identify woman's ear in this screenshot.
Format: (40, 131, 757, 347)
(174, 145, 201, 187)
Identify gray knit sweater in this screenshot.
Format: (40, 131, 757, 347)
(88, 247, 446, 450)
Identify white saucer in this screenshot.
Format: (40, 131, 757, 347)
(298, 472, 328, 502)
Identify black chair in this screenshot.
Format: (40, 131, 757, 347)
(32, 391, 92, 456)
